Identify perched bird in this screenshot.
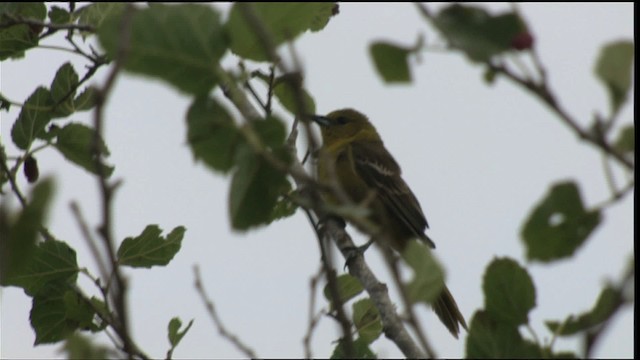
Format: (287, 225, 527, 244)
(311, 108, 467, 338)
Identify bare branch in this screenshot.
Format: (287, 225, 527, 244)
(193, 265, 258, 358)
(0, 14, 95, 33)
(303, 266, 325, 358)
(90, 5, 148, 359)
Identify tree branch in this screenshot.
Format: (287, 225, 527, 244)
(193, 265, 258, 358)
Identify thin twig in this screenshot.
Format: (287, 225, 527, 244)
(382, 249, 437, 358)
(91, 5, 148, 359)
(316, 219, 357, 358)
(584, 259, 634, 358)
(70, 201, 110, 285)
(0, 144, 56, 242)
(193, 265, 258, 358)
(0, 14, 95, 32)
(416, 2, 634, 172)
(323, 219, 427, 358)
(303, 266, 325, 359)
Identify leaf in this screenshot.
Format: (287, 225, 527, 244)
(253, 115, 287, 149)
(595, 40, 634, 114)
(30, 284, 76, 344)
(30, 284, 95, 345)
(168, 317, 194, 347)
(613, 125, 634, 154)
(73, 87, 97, 112)
(323, 273, 364, 307)
(402, 240, 445, 305)
(428, 4, 527, 62)
(226, 3, 336, 61)
(483, 257, 536, 326)
(75, 3, 125, 35)
(48, 6, 70, 24)
(4, 238, 78, 297)
(53, 122, 114, 177)
(330, 337, 376, 359)
(10, 87, 53, 150)
(545, 285, 621, 336)
(63, 289, 95, 329)
(0, 179, 53, 287)
(521, 181, 601, 262)
(60, 334, 112, 360)
(117, 225, 185, 268)
(370, 41, 412, 83)
(228, 145, 289, 230)
(49, 62, 79, 118)
(268, 193, 298, 224)
(466, 310, 542, 358)
(98, 4, 227, 95)
(352, 298, 383, 344)
(0, 3, 46, 60)
(272, 77, 317, 115)
(186, 96, 242, 173)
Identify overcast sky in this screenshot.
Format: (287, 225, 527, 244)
(1, 3, 634, 359)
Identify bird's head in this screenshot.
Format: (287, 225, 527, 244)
(311, 108, 381, 144)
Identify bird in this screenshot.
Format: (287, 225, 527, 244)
(311, 108, 467, 338)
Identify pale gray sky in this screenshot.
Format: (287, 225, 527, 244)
(1, 3, 634, 358)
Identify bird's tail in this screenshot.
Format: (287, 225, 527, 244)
(433, 285, 467, 339)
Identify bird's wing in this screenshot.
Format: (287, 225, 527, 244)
(350, 140, 434, 247)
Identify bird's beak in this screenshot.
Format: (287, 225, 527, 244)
(310, 115, 331, 127)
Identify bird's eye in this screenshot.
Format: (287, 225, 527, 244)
(336, 116, 348, 125)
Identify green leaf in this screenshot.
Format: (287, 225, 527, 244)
(0, 178, 53, 287)
(73, 87, 97, 112)
(226, 3, 336, 61)
(117, 225, 185, 268)
(268, 191, 298, 224)
(521, 181, 601, 262)
(186, 96, 242, 173)
(30, 284, 95, 345)
(168, 317, 194, 347)
(60, 333, 112, 360)
(545, 285, 621, 336)
(88, 296, 109, 331)
(466, 310, 542, 358)
(228, 145, 290, 230)
(30, 284, 76, 344)
(370, 41, 412, 83)
(402, 240, 444, 304)
(10, 87, 53, 150)
(323, 274, 364, 308)
(0, 3, 46, 21)
(5, 238, 78, 297)
(50, 62, 79, 118)
(48, 6, 70, 24)
(428, 4, 527, 62)
(63, 289, 95, 329)
(483, 257, 536, 326)
(98, 4, 227, 95)
(0, 3, 46, 60)
(254, 115, 287, 149)
(330, 337, 376, 359)
(613, 125, 634, 154)
(75, 3, 125, 32)
(53, 122, 114, 177)
(352, 298, 382, 344)
(272, 78, 317, 115)
(595, 40, 634, 114)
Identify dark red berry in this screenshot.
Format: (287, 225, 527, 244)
(23, 155, 39, 183)
(511, 32, 534, 51)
